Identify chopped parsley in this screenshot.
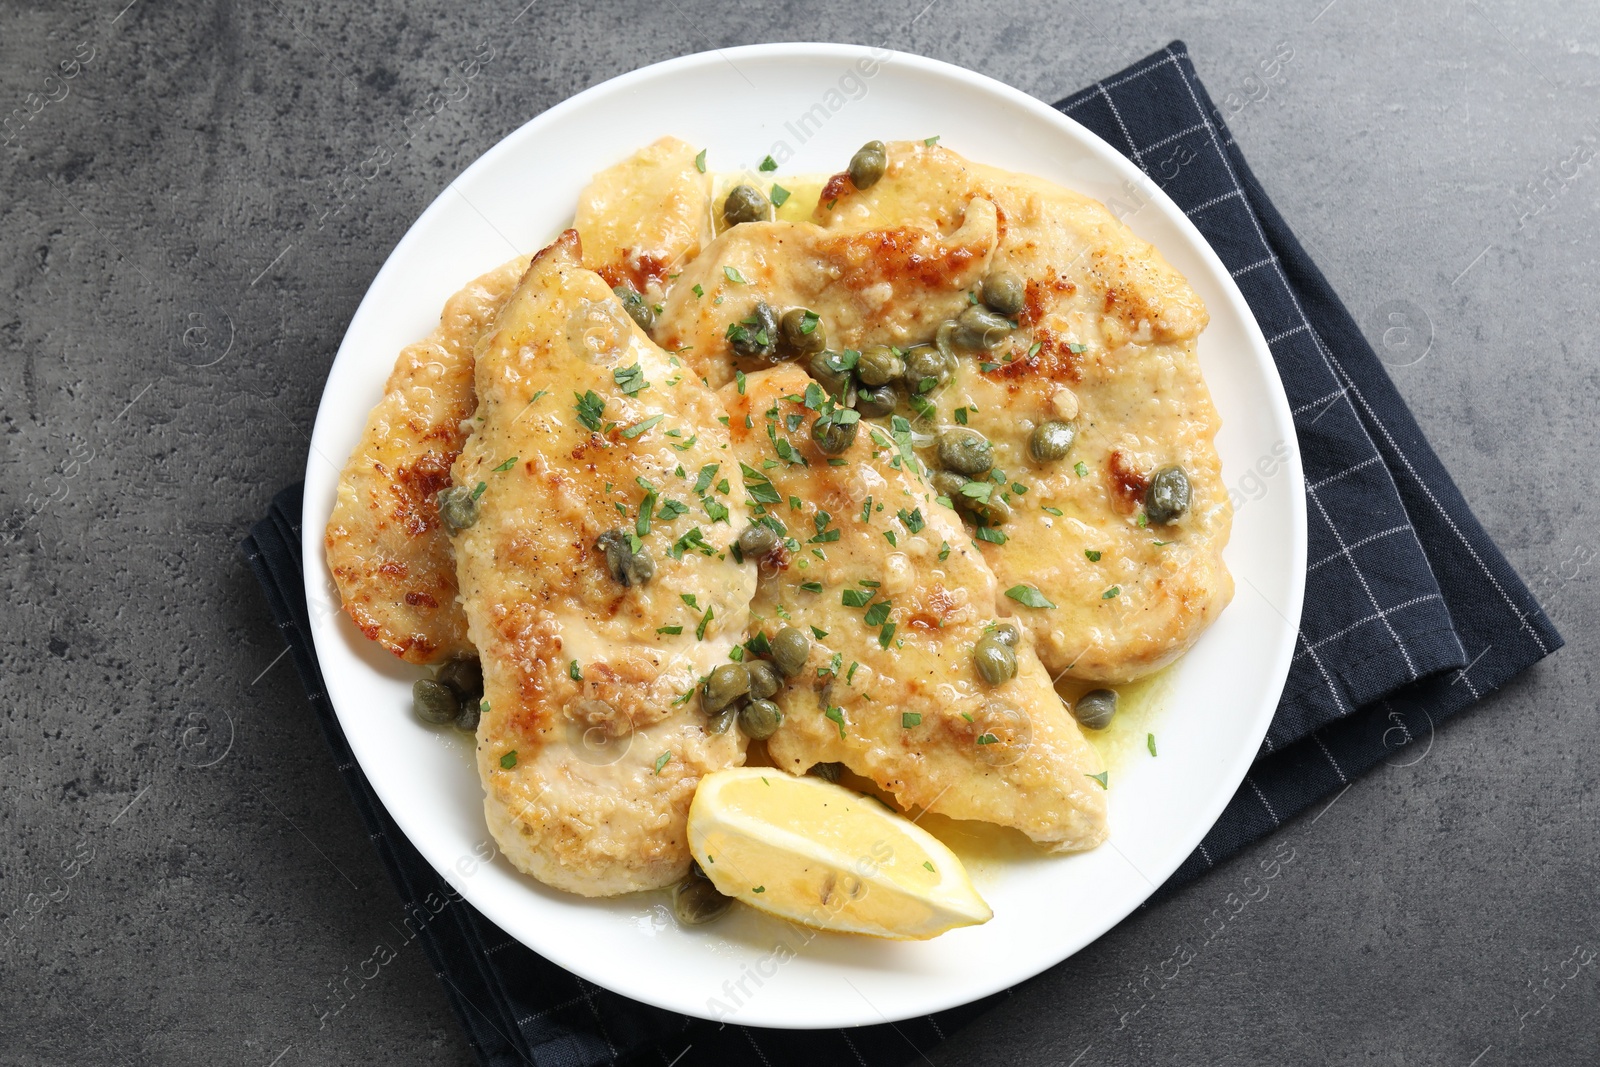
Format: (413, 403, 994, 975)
(824, 705, 847, 739)
(695, 148, 707, 172)
(1085, 549, 1102, 562)
(898, 507, 925, 534)
(1005, 585, 1056, 609)
(574, 390, 605, 432)
(668, 527, 715, 559)
(568, 660, 582, 680)
(654, 751, 672, 774)
(723, 265, 748, 285)
(799, 581, 823, 593)
(656, 625, 683, 635)
(696, 605, 715, 640)
(770, 183, 790, 206)
(842, 588, 873, 608)
(1087, 770, 1109, 789)
(701, 496, 730, 524)
(499, 751, 517, 769)
(924, 135, 940, 146)
(878, 622, 897, 648)
(1148, 733, 1158, 757)
(492, 456, 517, 473)
(621, 414, 663, 439)
(740, 463, 783, 504)
(902, 712, 922, 728)
(954, 407, 969, 425)
(1042, 505, 1063, 516)
(612, 364, 648, 395)
(939, 540, 951, 561)
(1074, 461, 1089, 478)
(1102, 586, 1121, 599)
(759, 155, 778, 172)
(693, 463, 719, 494)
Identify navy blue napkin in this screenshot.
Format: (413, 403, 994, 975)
(241, 40, 1561, 1066)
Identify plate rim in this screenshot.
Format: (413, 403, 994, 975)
(301, 41, 1307, 1027)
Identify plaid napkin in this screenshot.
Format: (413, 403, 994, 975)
(241, 41, 1562, 1066)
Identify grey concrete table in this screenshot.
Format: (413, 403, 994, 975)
(3, 1, 1594, 1063)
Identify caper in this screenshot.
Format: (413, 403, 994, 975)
(981, 270, 1027, 317)
(931, 469, 969, 501)
(612, 284, 654, 331)
(413, 679, 458, 725)
(806, 349, 853, 398)
(454, 696, 483, 733)
(728, 301, 779, 360)
(1029, 420, 1077, 462)
(738, 698, 782, 740)
(779, 308, 826, 357)
(853, 380, 902, 418)
(847, 140, 887, 190)
(811, 414, 858, 455)
(770, 626, 811, 677)
(1145, 465, 1191, 524)
(809, 761, 844, 783)
(435, 657, 483, 703)
(1072, 688, 1119, 730)
(954, 305, 1012, 351)
(596, 529, 654, 587)
(436, 486, 479, 533)
(990, 621, 1021, 647)
(857, 344, 905, 387)
(935, 319, 961, 361)
(973, 636, 1018, 686)
(701, 663, 751, 714)
(708, 706, 739, 735)
(724, 183, 770, 226)
(904, 344, 953, 392)
(737, 523, 779, 558)
(936, 429, 993, 476)
(672, 875, 733, 925)
(746, 659, 782, 701)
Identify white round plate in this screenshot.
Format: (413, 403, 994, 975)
(302, 44, 1305, 1029)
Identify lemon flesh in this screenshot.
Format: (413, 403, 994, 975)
(687, 767, 993, 940)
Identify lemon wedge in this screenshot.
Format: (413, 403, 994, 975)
(687, 767, 992, 940)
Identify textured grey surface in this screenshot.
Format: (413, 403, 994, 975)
(2, 1, 1595, 1064)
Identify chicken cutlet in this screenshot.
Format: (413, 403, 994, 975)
(718, 364, 1107, 851)
(327, 140, 712, 666)
(452, 231, 754, 897)
(812, 141, 1232, 683)
(574, 135, 712, 302)
(325, 254, 529, 664)
(654, 198, 998, 389)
